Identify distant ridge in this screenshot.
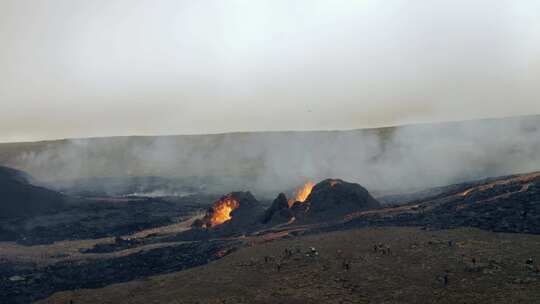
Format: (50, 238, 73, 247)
(1, 114, 539, 144)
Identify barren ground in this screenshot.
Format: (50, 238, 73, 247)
(39, 227, 540, 304)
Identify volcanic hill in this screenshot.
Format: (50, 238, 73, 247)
(0, 166, 67, 219)
(194, 191, 264, 231)
(264, 179, 381, 225)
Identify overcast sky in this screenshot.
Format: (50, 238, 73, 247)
(1, 0, 539, 142)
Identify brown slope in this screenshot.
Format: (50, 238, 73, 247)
(38, 227, 540, 304)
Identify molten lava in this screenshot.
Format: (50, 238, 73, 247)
(210, 195, 240, 226)
(288, 182, 315, 207)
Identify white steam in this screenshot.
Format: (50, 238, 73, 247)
(3, 116, 540, 197)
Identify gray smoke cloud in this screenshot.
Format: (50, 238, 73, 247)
(3, 115, 539, 198)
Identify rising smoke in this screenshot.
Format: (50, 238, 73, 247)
(3, 115, 540, 197)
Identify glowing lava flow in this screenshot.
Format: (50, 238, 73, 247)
(288, 182, 315, 207)
(210, 195, 240, 226)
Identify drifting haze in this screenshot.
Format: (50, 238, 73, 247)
(1, 0, 540, 142)
(3, 116, 539, 197)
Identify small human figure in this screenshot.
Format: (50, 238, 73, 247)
(526, 257, 535, 271)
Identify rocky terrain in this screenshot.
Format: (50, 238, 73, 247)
(0, 167, 217, 245)
(336, 172, 540, 235)
(0, 195, 209, 245)
(1, 165, 540, 303)
(1, 239, 239, 304)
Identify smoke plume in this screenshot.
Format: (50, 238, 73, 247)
(2, 115, 539, 197)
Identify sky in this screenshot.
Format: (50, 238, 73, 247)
(0, 0, 539, 143)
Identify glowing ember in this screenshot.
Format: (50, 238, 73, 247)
(288, 182, 315, 207)
(210, 195, 240, 226)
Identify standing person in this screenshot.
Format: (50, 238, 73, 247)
(526, 257, 534, 271)
(342, 260, 350, 271)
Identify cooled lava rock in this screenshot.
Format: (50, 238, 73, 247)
(336, 172, 540, 235)
(293, 179, 381, 222)
(261, 193, 293, 224)
(0, 166, 67, 219)
(0, 239, 237, 304)
(427, 173, 540, 233)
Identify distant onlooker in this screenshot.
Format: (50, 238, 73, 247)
(342, 260, 350, 271)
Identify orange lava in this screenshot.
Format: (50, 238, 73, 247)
(288, 182, 315, 207)
(210, 195, 240, 226)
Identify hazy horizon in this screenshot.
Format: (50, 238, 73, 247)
(0, 113, 537, 144)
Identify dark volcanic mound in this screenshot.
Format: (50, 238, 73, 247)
(223, 191, 264, 229)
(0, 166, 67, 219)
(293, 179, 381, 222)
(194, 191, 264, 232)
(261, 193, 292, 224)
